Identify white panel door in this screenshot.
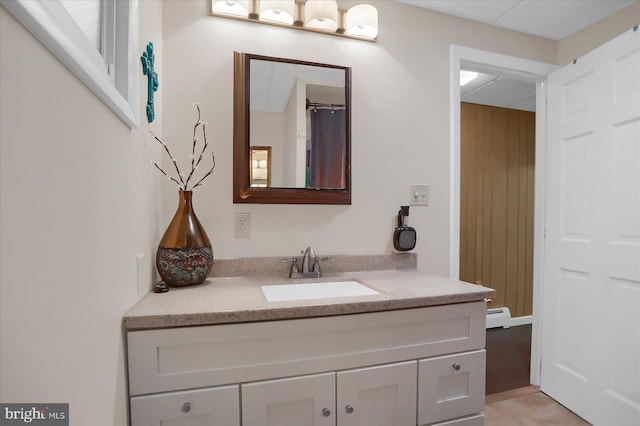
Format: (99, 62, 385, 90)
(337, 361, 417, 426)
(242, 372, 335, 426)
(130, 385, 240, 426)
(542, 27, 640, 425)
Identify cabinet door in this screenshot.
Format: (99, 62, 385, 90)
(418, 350, 485, 425)
(242, 372, 335, 426)
(337, 361, 417, 426)
(130, 385, 239, 426)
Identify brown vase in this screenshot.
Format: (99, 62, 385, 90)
(156, 190, 213, 286)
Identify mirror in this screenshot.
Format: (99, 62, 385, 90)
(234, 52, 351, 204)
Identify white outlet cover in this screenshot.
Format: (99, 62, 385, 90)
(235, 212, 251, 238)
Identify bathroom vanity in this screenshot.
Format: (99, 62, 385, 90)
(123, 266, 491, 426)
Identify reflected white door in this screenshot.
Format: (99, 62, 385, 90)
(542, 27, 640, 425)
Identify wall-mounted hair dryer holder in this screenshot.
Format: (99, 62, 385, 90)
(393, 206, 416, 251)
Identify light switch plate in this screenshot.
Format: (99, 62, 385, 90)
(410, 184, 429, 206)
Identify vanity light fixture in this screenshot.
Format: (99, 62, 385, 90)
(345, 4, 378, 39)
(209, 0, 378, 41)
(259, 0, 295, 25)
(211, 0, 250, 18)
(460, 70, 479, 86)
(304, 0, 339, 32)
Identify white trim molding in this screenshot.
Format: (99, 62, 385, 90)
(511, 315, 534, 327)
(1, 0, 139, 128)
(450, 45, 557, 386)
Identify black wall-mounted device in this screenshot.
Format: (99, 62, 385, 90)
(393, 206, 416, 251)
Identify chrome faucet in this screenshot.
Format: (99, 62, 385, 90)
(282, 246, 328, 278)
(301, 246, 317, 275)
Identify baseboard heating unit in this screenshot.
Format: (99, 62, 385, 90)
(486, 307, 511, 329)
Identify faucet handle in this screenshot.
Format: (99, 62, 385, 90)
(312, 256, 329, 273)
(281, 257, 300, 275)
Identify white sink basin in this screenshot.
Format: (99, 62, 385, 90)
(261, 280, 379, 302)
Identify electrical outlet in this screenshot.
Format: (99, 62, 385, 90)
(235, 212, 251, 238)
(410, 184, 429, 206)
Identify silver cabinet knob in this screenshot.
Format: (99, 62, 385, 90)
(181, 402, 191, 413)
(345, 405, 354, 414)
(452, 363, 461, 371)
(322, 408, 331, 417)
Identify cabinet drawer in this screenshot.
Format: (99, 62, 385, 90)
(418, 350, 486, 425)
(130, 385, 239, 426)
(127, 302, 485, 395)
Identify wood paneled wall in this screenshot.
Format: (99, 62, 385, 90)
(460, 102, 535, 317)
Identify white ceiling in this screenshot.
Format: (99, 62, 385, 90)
(255, 1, 636, 113)
(396, 0, 636, 112)
(396, 0, 635, 40)
(460, 68, 537, 112)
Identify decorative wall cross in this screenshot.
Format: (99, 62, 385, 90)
(141, 42, 159, 123)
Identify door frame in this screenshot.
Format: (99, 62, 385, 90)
(449, 45, 558, 385)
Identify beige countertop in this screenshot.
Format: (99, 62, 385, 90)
(123, 269, 493, 330)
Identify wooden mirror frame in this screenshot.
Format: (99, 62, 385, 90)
(233, 52, 352, 204)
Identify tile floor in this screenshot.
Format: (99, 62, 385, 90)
(485, 386, 591, 425)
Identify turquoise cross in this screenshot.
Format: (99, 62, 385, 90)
(141, 42, 159, 123)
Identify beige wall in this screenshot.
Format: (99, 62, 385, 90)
(160, 0, 556, 276)
(558, 1, 640, 65)
(0, 2, 163, 425)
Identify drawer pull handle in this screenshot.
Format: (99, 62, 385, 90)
(452, 363, 461, 371)
(345, 405, 354, 414)
(181, 402, 191, 413)
(322, 408, 331, 417)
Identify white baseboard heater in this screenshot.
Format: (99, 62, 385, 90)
(486, 307, 511, 329)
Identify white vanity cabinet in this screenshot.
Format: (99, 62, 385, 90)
(126, 301, 486, 426)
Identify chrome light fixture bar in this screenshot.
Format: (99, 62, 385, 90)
(210, 0, 378, 41)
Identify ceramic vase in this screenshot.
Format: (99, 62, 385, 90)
(156, 190, 213, 286)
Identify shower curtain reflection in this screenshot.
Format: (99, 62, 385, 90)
(308, 108, 346, 189)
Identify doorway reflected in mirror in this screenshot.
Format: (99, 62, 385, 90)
(250, 146, 271, 187)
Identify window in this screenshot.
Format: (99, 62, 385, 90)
(1, 0, 139, 128)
